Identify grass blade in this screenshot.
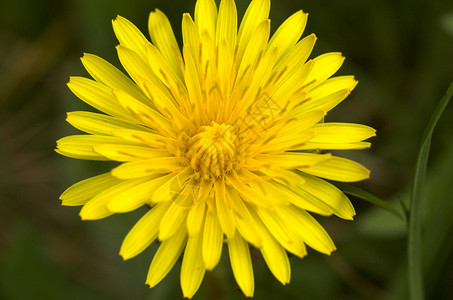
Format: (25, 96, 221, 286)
(336, 183, 404, 220)
(408, 79, 453, 300)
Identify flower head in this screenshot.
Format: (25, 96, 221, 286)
(57, 0, 375, 297)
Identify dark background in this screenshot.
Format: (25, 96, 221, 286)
(1, 0, 453, 299)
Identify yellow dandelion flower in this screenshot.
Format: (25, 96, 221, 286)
(57, 0, 375, 297)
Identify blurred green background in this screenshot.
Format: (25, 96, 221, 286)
(1, 0, 453, 299)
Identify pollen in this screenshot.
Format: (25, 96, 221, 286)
(186, 122, 238, 180)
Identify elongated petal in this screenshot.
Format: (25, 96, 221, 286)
(110, 128, 171, 149)
(245, 44, 278, 99)
(228, 234, 254, 297)
(259, 168, 304, 186)
(227, 172, 271, 208)
(284, 185, 333, 216)
(159, 202, 191, 241)
(116, 47, 177, 119)
(305, 52, 345, 88)
(296, 89, 351, 114)
(120, 201, 171, 260)
(297, 172, 356, 219)
(159, 183, 194, 240)
(112, 88, 175, 136)
(255, 207, 306, 257)
(237, 19, 270, 78)
(267, 10, 307, 60)
(311, 123, 376, 143)
(146, 224, 187, 287)
(275, 33, 316, 74)
(56, 135, 140, 161)
(107, 174, 171, 213)
(276, 205, 336, 254)
(270, 59, 314, 104)
(202, 208, 223, 270)
(151, 169, 191, 203)
(186, 200, 207, 236)
(116, 45, 165, 106)
(111, 159, 180, 179)
(113, 15, 149, 60)
(237, 0, 270, 64)
(255, 152, 331, 169)
(139, 77, 187, 129)
(308, 75, 358, 101)
(279, 110, 326, 136)
(60, 173, 122, 206)
(215, 180, 236, 237)
(79, 177, 152, 220)
(259, 130, 316, 154)
(248, 179, 290, 206)
(258, 225, 291, 284)
(181, 233, 205, 298)
(216, 0, 237, 48)
(228, 188, 263, 248)
(67, 77, 131, 120)
(66, 111, 144, 135)
(217, 39, 234, 106)
(297, 141, 372, 150)
(148, 9, 183, 78)
(145, 42, 186, 97)
(80, 53, 148, 104)
(94, 144, 170, 162)
(256, 179, 301, 204)
(301, 156, 370, 182)
(182, 13, 201, 64)
(200, 31, 217, 91)
(182, 43, 202, 109)
(270, 36, 317, 102)
(195, 0, 217, 39)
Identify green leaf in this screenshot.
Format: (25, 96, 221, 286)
(408, 79, 453, 300)
(422, 142, 453, 295)
(335, 183, 404, 220)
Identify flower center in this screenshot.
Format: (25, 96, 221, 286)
(186, 122, 237, 180)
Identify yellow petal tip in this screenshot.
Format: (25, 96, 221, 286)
(118, 252, 127, 260)
(79, 211, 89, 220)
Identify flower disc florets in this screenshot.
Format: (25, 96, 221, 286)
(186, 122, 238, 180)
